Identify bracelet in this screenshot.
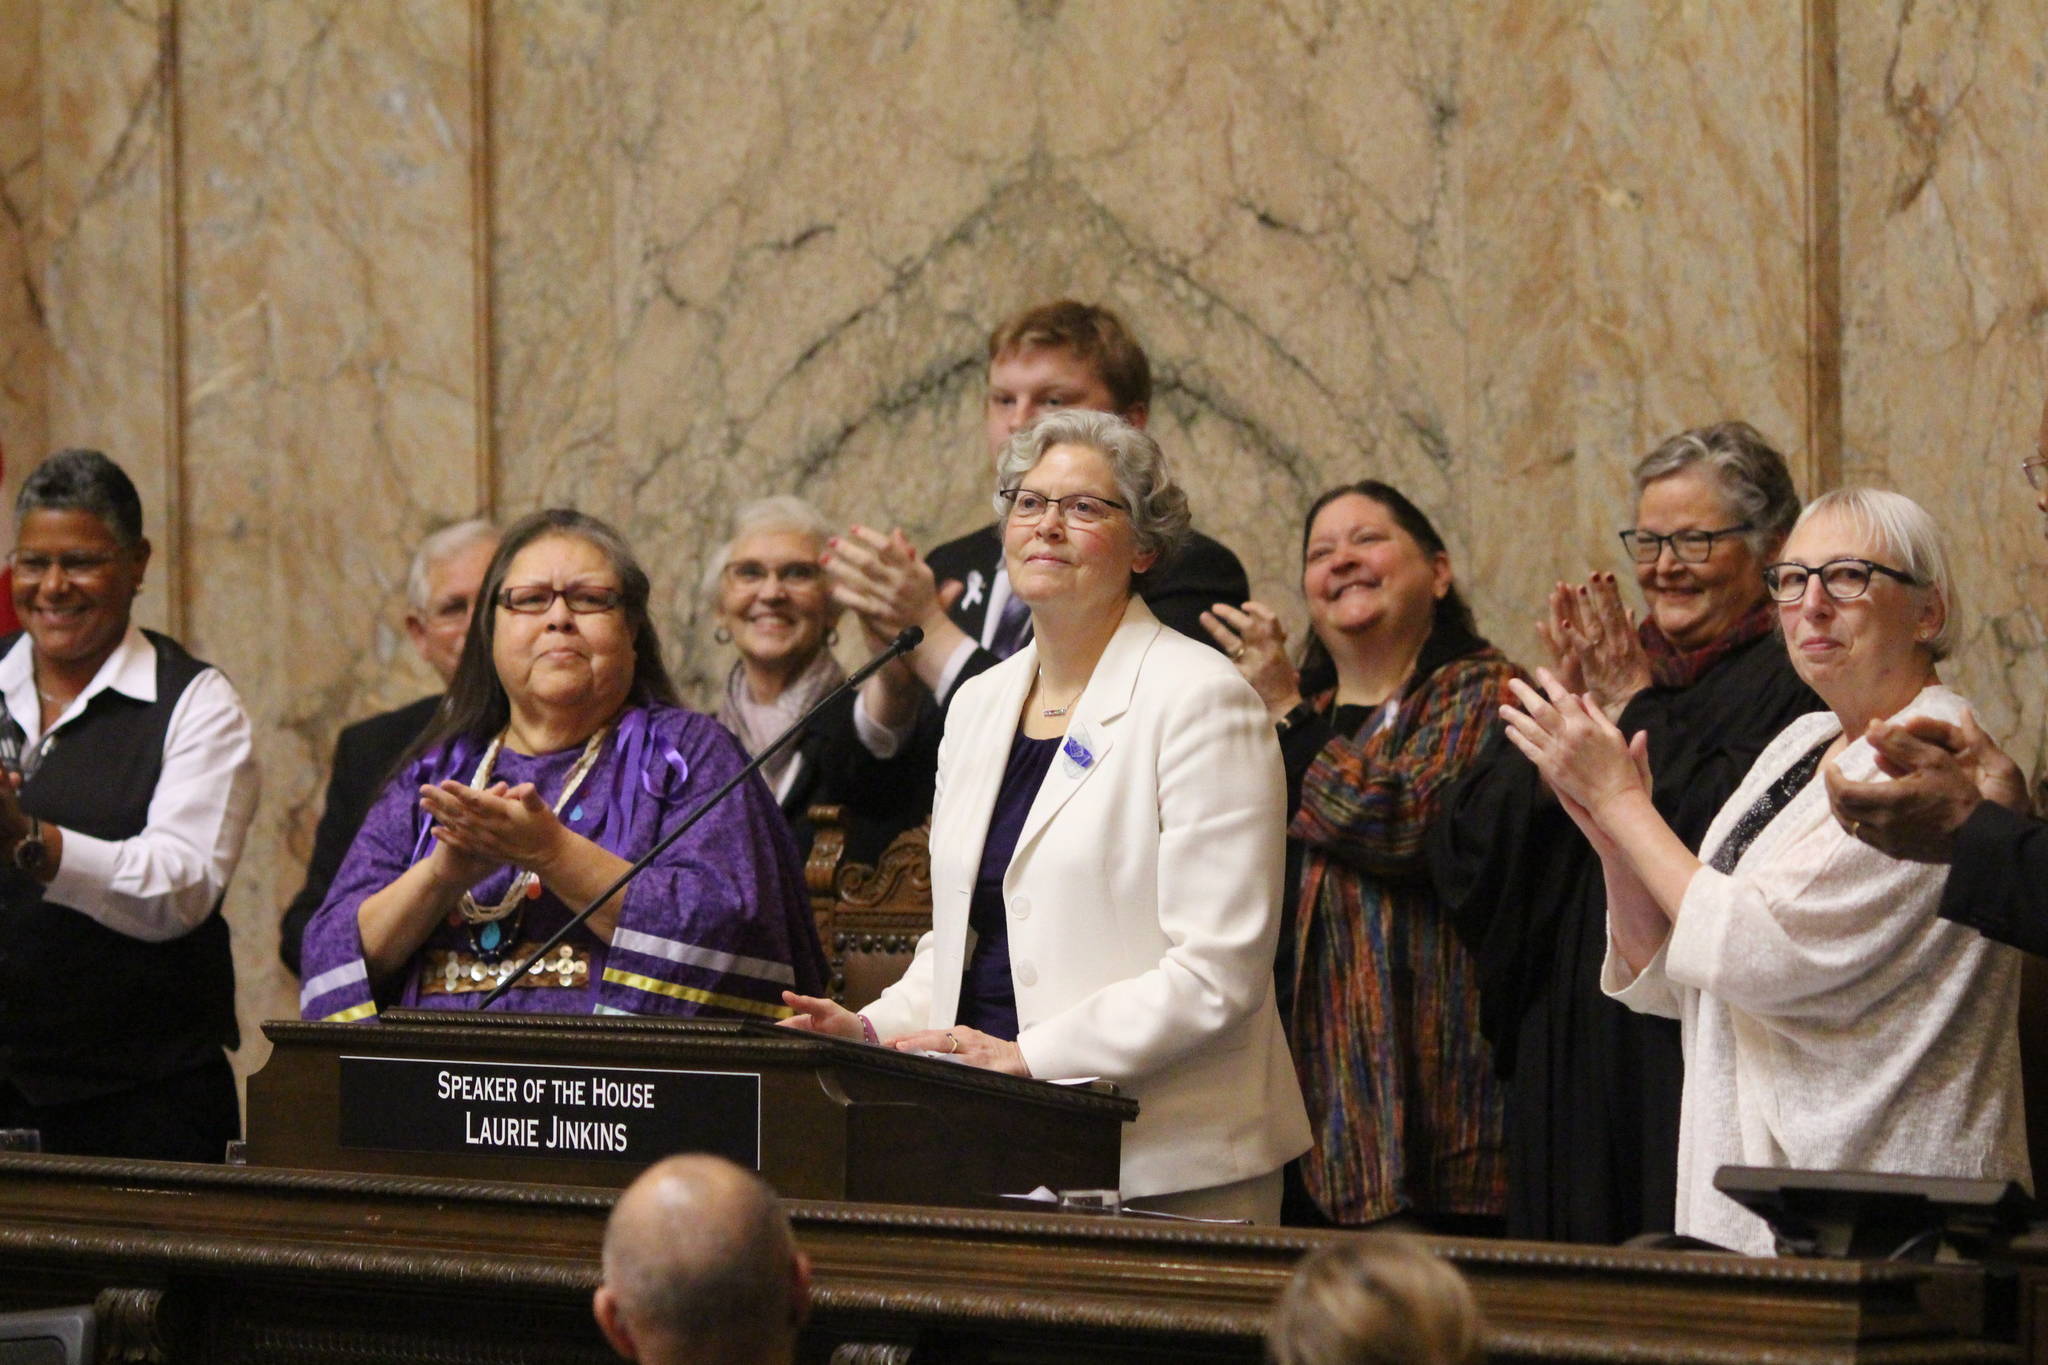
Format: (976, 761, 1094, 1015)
(858, 1013, 879, 1046)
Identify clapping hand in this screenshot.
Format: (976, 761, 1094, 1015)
(1199, 600, 1304, 720)
(1500, 669, 1653, 831)
(1535, 573, 1654, 719)
(1825, 711, 2030, 863)
(824, 525, 960, 641)
(419, 779, 565, 883)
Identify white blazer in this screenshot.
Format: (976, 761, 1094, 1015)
(861, 597, 1312, 1199)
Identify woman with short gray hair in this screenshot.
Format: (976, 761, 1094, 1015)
(784, 411, 1311, 1222)
(705, 494, 937, 867)
(1431, 421, 1821, 1244)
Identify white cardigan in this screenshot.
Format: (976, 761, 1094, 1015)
(1605, 684, 2031, 1254)
(860, 597, 1312, 1199)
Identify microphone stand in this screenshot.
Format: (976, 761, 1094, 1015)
(477, 626, 924, 1010)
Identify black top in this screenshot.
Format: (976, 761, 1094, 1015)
(925, 524, 1250, 706)
(1942, 800, 2048, 957)
(0, 629, 236, 1105)
(279, 693, 441, 976)
(1428, 632, 1820, 1244)
(957, 730, 1060, 1040)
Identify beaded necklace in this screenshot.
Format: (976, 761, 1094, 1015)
(455, 722, 611, 958)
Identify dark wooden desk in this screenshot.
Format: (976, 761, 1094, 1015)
(0, 1154, 2016, 1363)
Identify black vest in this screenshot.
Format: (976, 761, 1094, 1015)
(0, 630, 239, 1104)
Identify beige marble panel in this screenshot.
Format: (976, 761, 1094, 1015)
(0, 0, 46, 502)
(489, 0, 610, 517)
(1569, 0, 1813, 570)
(38, 0, 172, 631)
(1458, 2, 1585, 661)
(491, 1, 1473, 695)
(178, 0, 483, 1073)
(1838, 0, 2048, 771)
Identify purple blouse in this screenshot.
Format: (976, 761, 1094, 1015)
(298, 703, 825, 1022)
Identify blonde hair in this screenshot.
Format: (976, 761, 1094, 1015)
(1794, 487, 1959, 661)
(1266, 1238, 1483, 1365)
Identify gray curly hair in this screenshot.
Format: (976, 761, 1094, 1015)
(992, 409, 1192, 571)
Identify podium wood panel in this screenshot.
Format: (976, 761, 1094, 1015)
(245, 1012, 1132, 1207)
(0, 1155, 2020, 1363)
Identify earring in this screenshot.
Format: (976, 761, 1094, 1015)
(827, 628, 839, 648)
(714, 626, 732, 645)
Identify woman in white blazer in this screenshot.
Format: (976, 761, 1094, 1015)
(1502, 488, 2029, 1254)
(784, 408, 1311, 1221)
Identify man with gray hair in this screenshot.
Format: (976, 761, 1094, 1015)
(592, 1155, 811, 1365)
(278, 518, 497, 974)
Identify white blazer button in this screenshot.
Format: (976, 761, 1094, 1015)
(1010, 895, 1031, 920)
(1015, 960, 1038, 988)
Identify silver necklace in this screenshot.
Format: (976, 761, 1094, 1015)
(1036, 670, 1082, 718)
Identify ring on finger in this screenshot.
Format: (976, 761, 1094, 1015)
(944, 1031, 960, 1054)
(1229, 646, 1245, 661)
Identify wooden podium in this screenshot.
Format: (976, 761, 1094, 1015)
(244, 1011, 1135, 1208)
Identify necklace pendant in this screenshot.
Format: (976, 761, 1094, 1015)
(1041, 704, 1069, 717)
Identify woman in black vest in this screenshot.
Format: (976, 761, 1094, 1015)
(0, 449, 259, 1161)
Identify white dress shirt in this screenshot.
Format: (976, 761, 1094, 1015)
(0, 624, 260, 943)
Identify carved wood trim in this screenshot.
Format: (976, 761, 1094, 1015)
(806, 804, 849, 898)
(0, 1157, 2015, 1364)
(835, 825, 931, 909)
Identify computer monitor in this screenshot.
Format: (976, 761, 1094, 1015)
(1714, 1165, 2034, 1260)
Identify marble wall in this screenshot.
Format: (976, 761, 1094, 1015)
(0, 0, 2043, 1086)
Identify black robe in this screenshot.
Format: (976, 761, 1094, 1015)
(1429, 633, 1819, 1243)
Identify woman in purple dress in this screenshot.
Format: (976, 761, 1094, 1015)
(299, 509, 824, 1022)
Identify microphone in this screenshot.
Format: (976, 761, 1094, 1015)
(478, 626, 924, 1008)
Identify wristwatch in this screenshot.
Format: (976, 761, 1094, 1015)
(13, 816, 45, 876)
(1273, 701, 1317, 737)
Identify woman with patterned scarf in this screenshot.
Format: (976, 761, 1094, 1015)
(1429, 422, 1817, 1245)
(1204, 480, 1518, 1230)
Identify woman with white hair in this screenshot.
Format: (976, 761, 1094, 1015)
(707, 495, 937, 866)
(1502, 487, 2030, 1253)
(781, 410, 1311, 1222)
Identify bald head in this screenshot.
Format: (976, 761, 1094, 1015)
(593, 1156, 809, 1365)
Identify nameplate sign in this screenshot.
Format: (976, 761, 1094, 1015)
(337, 1055, 761, 1167)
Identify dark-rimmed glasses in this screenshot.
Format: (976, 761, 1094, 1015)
(497, 585, 624, 614)
(1762, 558, 1921, 603)
(998, 488, 1130, 527)
(1617, 524, 1752, 564)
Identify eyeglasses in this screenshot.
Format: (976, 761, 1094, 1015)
(424, 593, 475, 626)
(497, 585, 624, 614)
(2021, 457, 2048, 490)
(1617, 524, 1752, 564)
(723, 560, 823, 587)
(998, 488, 1130, 527)
(9, 551, 121, 581)
(1762, 557, 1922, 603)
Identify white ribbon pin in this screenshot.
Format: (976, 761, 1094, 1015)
(960, 569, 986, 611)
